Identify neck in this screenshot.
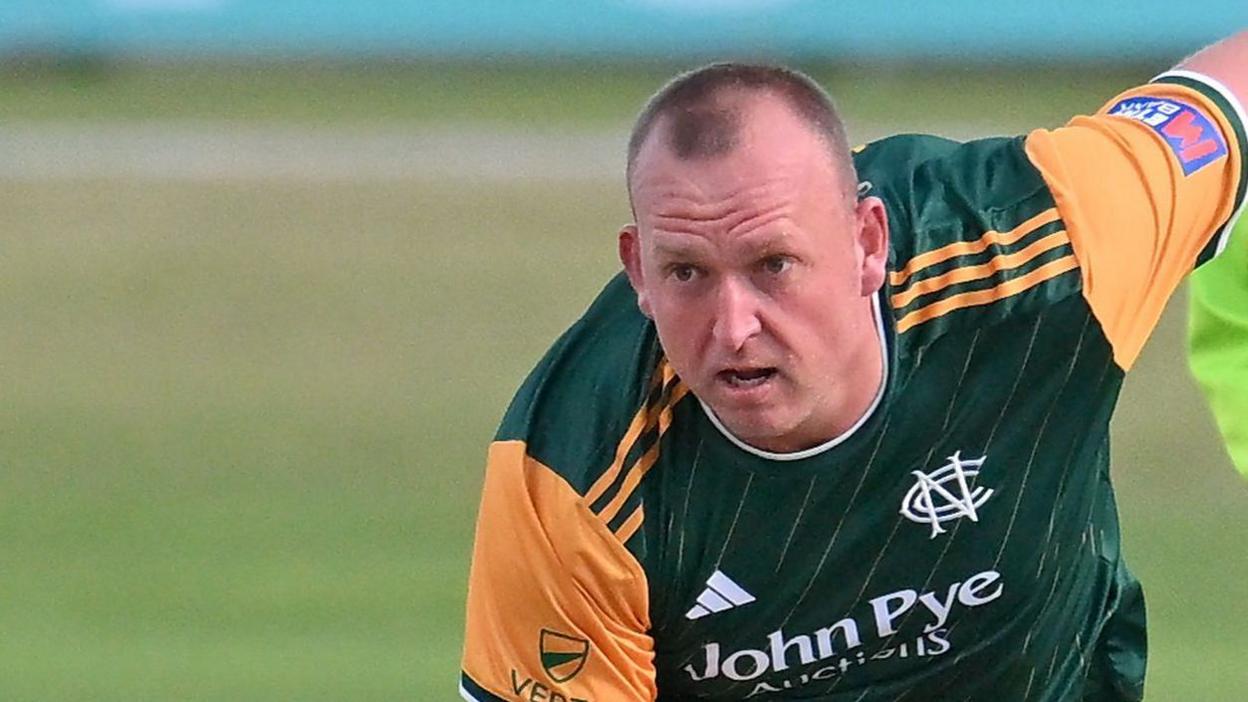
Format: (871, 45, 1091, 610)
(768, 328, 885, 453)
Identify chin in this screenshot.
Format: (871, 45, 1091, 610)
(718, 409, 800, 451)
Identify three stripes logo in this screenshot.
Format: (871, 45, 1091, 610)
(685, 570, 756, 620)
(585, 358, 689, 545)
(889, 208, 1077, 334)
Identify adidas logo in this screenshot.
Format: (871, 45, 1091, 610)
(685, 570, 756, 620)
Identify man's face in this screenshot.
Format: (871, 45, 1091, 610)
(620, 96, 888, 453)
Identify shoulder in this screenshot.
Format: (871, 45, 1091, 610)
(465, 278, 662, 699)
(495, 272, 682, 496)
(853, 133, 962, 175)
(857, 134, 1053, 249)
(857, 135, 1083, 349)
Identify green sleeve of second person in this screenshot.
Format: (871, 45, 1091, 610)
(1189, 217, 1248, 478)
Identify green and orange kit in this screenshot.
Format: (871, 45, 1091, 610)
(462, 74, 1246, 701)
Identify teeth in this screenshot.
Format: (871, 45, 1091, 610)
(726, 370, 772, 388)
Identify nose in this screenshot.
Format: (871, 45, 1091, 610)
(711, 278, 762, 351)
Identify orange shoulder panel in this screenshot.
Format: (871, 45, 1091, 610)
(1024, 82, 1243, 369)
(461, 440, 656, 701)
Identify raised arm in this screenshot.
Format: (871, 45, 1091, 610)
(1176, 29, 1248, 111)
(1021, 33, 1247, 370)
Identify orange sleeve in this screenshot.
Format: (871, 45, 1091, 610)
(1024, 77, 1246, 369)
(460, 441, 657, 702)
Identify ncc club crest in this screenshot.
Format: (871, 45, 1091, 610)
(539, 629, 590, 683)
(901, 451, 993, 538)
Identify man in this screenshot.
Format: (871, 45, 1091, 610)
(461, 32, 1246, 701)
(1190, 216, 1248, 477)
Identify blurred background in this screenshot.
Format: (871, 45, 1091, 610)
(2, 2, 1246, 700)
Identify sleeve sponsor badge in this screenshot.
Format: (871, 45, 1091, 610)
(1107, 96, 1228, 176)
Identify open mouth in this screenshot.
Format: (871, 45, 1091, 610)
(718, 367, 778, 389)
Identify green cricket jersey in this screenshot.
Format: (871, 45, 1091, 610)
(1190, 215, 1248, 477)
(461, 73, 1246, 701)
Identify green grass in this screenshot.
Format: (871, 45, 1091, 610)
(0, 179, 627, 700)
(0, 64, 1245, 700)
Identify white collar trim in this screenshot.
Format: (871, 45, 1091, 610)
(699, 292, 890, 462)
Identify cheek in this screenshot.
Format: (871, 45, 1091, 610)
(651, 298, 710, 355)
(771, 292, 858, 359)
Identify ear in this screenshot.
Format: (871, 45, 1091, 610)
(854, 196, 889, 297)
(618, 223, 654, 318)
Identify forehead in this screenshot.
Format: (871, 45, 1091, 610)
(630, 96, 842, 212)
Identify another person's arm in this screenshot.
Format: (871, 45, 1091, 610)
(1189, 217, 1248, 477)
(1180, 33, 1248, 477)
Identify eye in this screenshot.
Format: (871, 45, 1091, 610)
(761, 255, 793, 276)
(669, 264, 699, 282)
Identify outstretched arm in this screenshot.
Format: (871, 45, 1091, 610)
(1021, 32, 1247, 371)
(1176, 30, 1248, 111)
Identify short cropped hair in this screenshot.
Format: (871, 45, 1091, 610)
(626, 62, 856, 197)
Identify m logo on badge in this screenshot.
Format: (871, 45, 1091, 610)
(1108, 96, 1228, 176)
(901, 451, 993, 538)
(539, 629, 590, 683)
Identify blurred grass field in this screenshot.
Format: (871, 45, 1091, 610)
(1, 62, 1246, 700)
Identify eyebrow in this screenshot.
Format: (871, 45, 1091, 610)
(650, 236, 707, 259)
(735, 230, 794, 253)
